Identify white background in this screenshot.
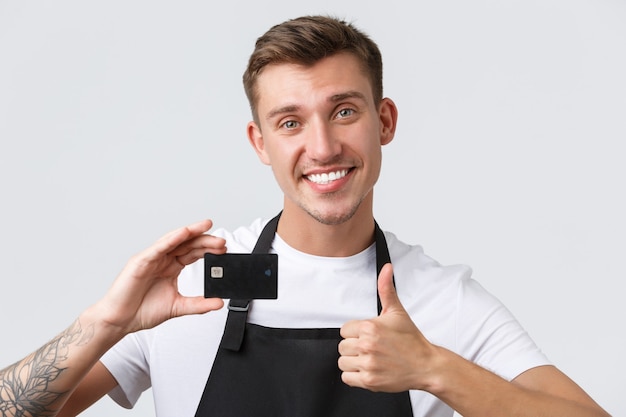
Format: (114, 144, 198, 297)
(1, 1, 624, 416)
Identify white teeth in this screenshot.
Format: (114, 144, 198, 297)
(307, 169, 348, 184)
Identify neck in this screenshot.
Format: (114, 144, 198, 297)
(276, 198, 376, 257)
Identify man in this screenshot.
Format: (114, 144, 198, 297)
(1, 15, 609, 417)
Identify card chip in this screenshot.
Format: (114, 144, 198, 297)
(210, 266, 224, 278)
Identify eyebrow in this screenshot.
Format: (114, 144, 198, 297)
(329, 91, 367, 103)
(265, 91, 368, 122)
(266, 105, 300, 121)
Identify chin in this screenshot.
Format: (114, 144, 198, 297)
(306, 204, 361, 226)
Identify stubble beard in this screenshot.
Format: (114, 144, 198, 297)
(300, 191, 366, 226)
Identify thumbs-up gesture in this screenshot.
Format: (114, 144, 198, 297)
(338, 263, 435, 393)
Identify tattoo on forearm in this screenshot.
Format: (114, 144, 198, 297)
(0, 319, 94, 417)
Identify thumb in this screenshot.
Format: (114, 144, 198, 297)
(378, 263, 404, 315)
(174, 296, 225, 319)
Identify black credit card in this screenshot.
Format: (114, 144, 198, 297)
(204, 253, 278, 299)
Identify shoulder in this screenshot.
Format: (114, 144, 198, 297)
(384, 230, 503, 317)
(385, 231, 506, 316)
(384, 230, 473, 291)
(383, 230, 489, 338)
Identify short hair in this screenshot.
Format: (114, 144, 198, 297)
(243, 15, 384, 122)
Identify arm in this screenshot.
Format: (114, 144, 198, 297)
(338, 264, 611, 417)
(0, 219, 226, 417)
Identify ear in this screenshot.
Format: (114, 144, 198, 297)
(247, 121, 271, 165)
(378, 98, 398, 146)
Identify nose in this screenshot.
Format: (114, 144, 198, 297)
(305, 120, 341, 163)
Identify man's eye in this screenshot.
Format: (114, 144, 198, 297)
(336, 108, 354, 118)
(282, 120, 299, 129)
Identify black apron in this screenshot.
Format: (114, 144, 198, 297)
(195, 213, 413, 417)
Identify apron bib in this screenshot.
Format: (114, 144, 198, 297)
(195, 213, 413, 417)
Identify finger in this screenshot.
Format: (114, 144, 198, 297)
(169, 234, 227, 258)
(150, 220, 215, 259)
(341, 371, 364, 389)
(173, 296, 225, 318)
(174, 246, 227, 266)
(337, 337, 359, 356)
(172, 235, 227, 266)
(378, 263, 403, 315)
(340, 319, 361, 339)
(337, 354, 360, 373)
(181, 219, 216, 236)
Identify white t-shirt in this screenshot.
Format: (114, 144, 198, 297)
(101, 218, 549, 417)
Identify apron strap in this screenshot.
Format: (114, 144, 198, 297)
(220, 213, 393, 351)
(221, 212, 282, 351)
(374, 220, 393, 314)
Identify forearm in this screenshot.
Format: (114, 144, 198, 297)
(0, 220, 226, 417)
(0, 306, 125, 417)
(426, 347, 610, 417)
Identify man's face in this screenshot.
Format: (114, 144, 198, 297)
(247, 53, 397, 226)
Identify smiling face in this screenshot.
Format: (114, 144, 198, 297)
(247, 52, 397, 227)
